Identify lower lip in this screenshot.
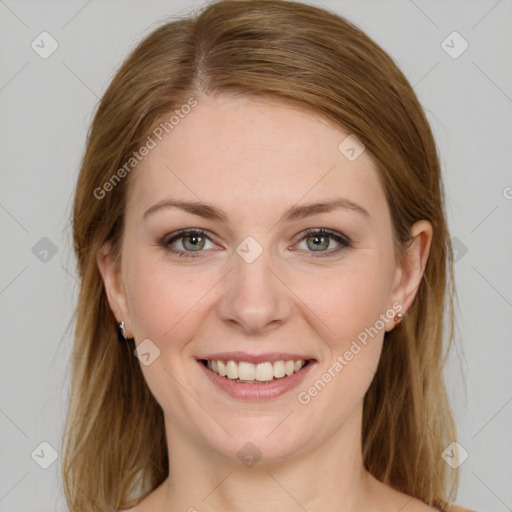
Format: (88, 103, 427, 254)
(198, 360, 315, 400)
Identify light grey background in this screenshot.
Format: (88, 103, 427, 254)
(1, 0, 511, 510)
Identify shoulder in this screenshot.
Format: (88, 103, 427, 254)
(410, 502, 477, 512)
(118, 501, 478, 512)
(367, 474, 475, 512)
(446, 505, 478, 512)
(386, 497, 479, 512)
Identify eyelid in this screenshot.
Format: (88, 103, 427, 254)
(160, 227, 352, 258)
(160, 228, 221, 253)
(294, 228, 351, 246)
(291, 228, 352, 257)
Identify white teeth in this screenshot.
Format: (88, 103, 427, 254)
(255, 362, 274, 381)
(238, 361, 256, 380)
(226, 360, 238, 379)
(218, 360, 227, 377)
(293, 360, 303, 372)
(205, 359, 307, 382)
(273, 360, 285, 378)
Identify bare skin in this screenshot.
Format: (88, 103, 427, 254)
(98, 93, 439, 512)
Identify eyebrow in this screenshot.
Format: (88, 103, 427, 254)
(143, 198, 370, 223)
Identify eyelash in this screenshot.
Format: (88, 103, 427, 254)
(159, 228, 352, 259)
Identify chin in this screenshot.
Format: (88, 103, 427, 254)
(198, 415, 314, 466)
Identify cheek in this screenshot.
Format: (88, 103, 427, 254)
(122, 253, 214, 418)
(293, 252, 394, 350)
(124, 241, 395, 353)
(123, 251, 210, 345)
(290, 258, 392, 429)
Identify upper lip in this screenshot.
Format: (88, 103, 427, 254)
(198, 352, 316, 364)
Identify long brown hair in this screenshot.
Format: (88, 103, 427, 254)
(63, 1, 459, 510)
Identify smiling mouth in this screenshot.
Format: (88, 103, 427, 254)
(200, 358, 313, 383)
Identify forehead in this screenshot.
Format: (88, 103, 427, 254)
(127, 94, 386, 222)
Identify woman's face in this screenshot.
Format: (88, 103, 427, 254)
(100, 94, 425, 463)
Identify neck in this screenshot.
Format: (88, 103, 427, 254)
(158, 403, 377, 512)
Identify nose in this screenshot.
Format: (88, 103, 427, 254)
(216, 246, 292, 335)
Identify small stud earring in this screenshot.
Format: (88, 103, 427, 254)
(394, 312, 405, 325)
(118, 320, 127, 341)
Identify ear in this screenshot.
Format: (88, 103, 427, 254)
(96, 241, 133, 338)
(385, 220, 433, 331)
